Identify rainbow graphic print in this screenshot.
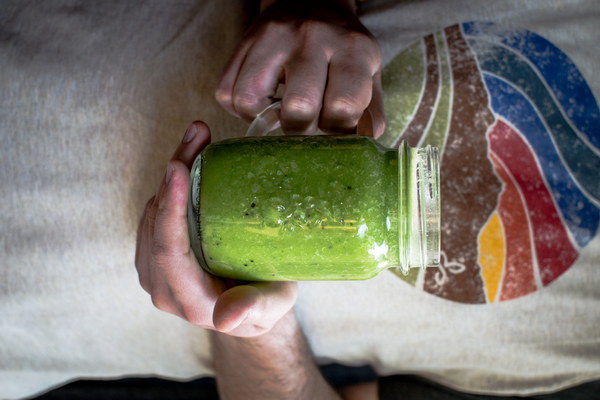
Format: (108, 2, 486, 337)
(380, 22, 600, 304)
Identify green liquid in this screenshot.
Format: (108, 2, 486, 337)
(194, 135, 400, 281)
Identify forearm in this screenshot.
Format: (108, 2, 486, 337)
(210, 310, 342, 400)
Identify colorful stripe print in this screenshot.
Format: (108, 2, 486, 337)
(381, 22, 599, 303)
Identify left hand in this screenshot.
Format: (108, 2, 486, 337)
(135, 121, 297, 337)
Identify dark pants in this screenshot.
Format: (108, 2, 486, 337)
(33, 364, 599, 400)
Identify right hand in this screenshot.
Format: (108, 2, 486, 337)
(215, 0, 385, 137)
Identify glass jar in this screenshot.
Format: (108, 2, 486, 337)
(187, 102, 440, 281)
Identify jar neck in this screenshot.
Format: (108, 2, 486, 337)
(396, 141, 441, 274)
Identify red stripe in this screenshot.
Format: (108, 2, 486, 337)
(489, 151, 537, 300)
(399, 34, 440, 147)
(488, 120, 578, 286)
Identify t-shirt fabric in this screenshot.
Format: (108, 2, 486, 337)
(1, 0, 598, 398)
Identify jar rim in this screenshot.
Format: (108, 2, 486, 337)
(397, 142, 441, 274)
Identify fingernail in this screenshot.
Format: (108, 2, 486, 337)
(182, 124, 196, 143)
(165, 162, 175, 184)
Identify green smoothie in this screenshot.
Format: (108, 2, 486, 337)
(187, 135, 440, 281)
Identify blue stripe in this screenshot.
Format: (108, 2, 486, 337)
(468, 38, 600, 203)
(484, 74, 599, 247)
(463, 21, 600, 150)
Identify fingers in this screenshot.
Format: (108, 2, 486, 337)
(135, 122, 225, 328)
(279, 48, 329, 134)
(150, 160, 227, 326)
(215, 37, 254, 117)
(135, 196, 155, 293)
(135, 122, 299, 336)
(151, 162, 190, 268)
(216, 28, 288, 122)
(355, 72, 386, 138)
(213, 282, 298, 337)
(216, 15, 384, 135)
(320, 66, 372, 134)
(320, 36, 381, 134)
(357, 108, 374, 137)
(171, 121, 211, 168)
(368, 71, 386, 139)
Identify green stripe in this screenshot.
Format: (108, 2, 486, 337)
(421, 32, 451, 151)
(380, 40, 426, 148)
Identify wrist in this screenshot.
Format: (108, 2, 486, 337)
(210, 309, 340, 399)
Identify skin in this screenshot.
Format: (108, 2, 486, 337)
(136, 123, 379, 399)
(212, 310, 378, 400)
(135, 122, 297, 337)
(136, 0, 386, 396)
(211, 310, 343, 400)
(215, 0, 385, 136)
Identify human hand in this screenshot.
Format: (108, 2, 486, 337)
(135, 122, 297, 337)
(215, 0, 384, 137)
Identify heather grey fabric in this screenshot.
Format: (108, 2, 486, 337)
(1, 1, 598, 399)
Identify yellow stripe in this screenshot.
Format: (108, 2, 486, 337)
(478, 212, 505, 303)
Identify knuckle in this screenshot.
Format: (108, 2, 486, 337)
(150, 238, 174, 266)
(233, 91, 264, 117)
(285, 96, 320, 119)
(151, 292, 170, 311)
(281, 96, 320, 134)
(329, 96, 363, 121)
(214, 87, 232, 106)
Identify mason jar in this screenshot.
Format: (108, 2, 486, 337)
(187, 102, 440, 281)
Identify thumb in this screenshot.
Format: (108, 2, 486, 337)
(213, 282, 298, 337)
